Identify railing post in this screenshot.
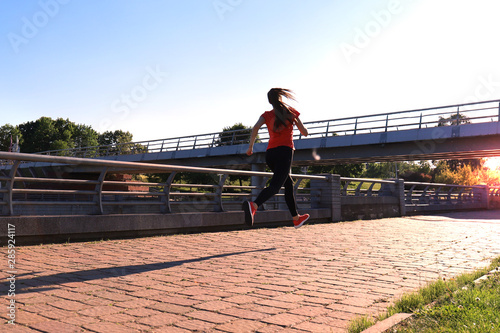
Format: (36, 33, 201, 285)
(485, 185, 491, 209)
(94, 167, 108, 215)
(476, 185, 489, 209)
(310, 174, 341, 222)
(161, 172, 177, 213)
(214, 174, 228, 212)
(353, 118, 358, 135)
(396, 179, 406, 216)
(434, 186, 442, 204)
(385, 114, 389, 132)
(419, 113, 423, 129)
(4, 161, 20, 216)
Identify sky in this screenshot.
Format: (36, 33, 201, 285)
(2, 0, 500, 143)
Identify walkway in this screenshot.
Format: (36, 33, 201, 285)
(2, 210, 500, 332)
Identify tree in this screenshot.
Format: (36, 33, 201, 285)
(398, 161, 433, 182)
(434, 163, 478, 186)
(308, 164, 365, 178)
(73, 124, 100, 148)
(19, 117, 60, 153)
(0, 124, 23, 152)
(98, 130, 133, 146)
(217, 123, 255, 146)
(438, 113, 471, 126)
(363, 162, 397, 179)
(97, 130, 147, 155)
(17, 117, 109, 154)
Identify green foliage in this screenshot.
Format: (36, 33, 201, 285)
(98, 130, 133, 146)
(394, 272, 500, 332)
(364, 162, 397, 179)
(348, 316, 376, 333)
(309, 164, 365, 178)
(2, 117, 131, 154)
(438, 113, 471, 127)
(353, 258, 500, 333)
(217, 123, 254, 146)
(434, 163, 478, 186)
(0, 124, 23, 152)
(73, 124, 99, 148)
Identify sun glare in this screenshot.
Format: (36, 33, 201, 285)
(484, 157, 500, 171)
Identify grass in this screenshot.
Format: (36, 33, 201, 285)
(348, 257, 500, 333)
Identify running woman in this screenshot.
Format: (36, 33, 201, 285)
(243, 88, 310, 228)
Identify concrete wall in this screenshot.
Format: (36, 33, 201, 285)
(0, 208, 331, 245)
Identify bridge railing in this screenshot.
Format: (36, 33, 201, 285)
(35, 99, 500, 158)
(0, 152, 494, 217)
(0, 152, 326, 216)
(404, 181, 488, 213)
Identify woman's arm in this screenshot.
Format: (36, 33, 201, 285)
(295, 117, 309, 137)
(246, 116, 265, 156)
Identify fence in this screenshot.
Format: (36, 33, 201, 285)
(35, 99, 500, 158)
(0, 152, 494, 218)
(0, 152, 325, 216)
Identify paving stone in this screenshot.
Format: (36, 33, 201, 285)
(83, 322, 139, 333)
(2, 211, 500, 332)
(136, 313, 184, 327)
(30, 321, 84, 332)
(262, 312, 309, 326)
(216, 318, 266, 333)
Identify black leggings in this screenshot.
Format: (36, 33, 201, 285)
(254, 146, 298, 217)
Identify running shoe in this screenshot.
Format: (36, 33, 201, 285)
(242, 201, 257, 226)
(293, 214, 310, 229)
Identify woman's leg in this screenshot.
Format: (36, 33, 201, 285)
(283, 175, 298, 217)
(254, 147, 297, 216)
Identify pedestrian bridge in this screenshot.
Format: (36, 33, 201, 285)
(37, 99, 500, 169)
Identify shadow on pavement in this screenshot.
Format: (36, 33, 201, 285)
(15, 247, 276, 294)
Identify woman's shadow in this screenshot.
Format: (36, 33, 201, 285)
(11, 247, 276, 294)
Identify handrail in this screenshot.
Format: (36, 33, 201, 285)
(0, 152, 328, 216)
(33, 99, 500, 157)
(0, 150, 495, 217)
(0, 152, 328, 180)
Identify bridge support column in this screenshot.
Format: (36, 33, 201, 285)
(310, 174, 341, 222)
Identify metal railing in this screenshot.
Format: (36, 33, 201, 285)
(0, 152, 327, 216)
(0, 153, 495, 217)
(36, 99, 500, 158)
(404, 182, 486, 207)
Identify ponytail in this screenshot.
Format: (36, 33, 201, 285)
(267, 88, 296, 132)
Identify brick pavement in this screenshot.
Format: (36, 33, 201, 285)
(2, 210, 500, 332)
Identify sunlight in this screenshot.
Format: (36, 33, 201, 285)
(484, 157, 500, 170)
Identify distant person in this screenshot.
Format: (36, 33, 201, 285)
(243, 88, 310, 228)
